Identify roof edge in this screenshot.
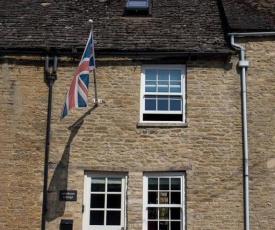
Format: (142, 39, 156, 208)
(0, 48, 230, 58)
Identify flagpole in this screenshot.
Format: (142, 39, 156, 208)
(41, 55, 57, 230)
(89, 19, 98, 104)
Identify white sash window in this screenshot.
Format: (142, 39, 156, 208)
(140, 65, 186, 123)
(143, 172, 186, 230)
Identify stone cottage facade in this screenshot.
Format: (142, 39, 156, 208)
(0, 1, 274, 230)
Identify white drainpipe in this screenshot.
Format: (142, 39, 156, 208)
(230, 35, 250, 230)
(229, 31, 275, 230)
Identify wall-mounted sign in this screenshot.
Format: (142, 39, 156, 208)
(59, 190, 77, 201)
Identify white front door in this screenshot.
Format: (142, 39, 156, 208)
(83, 173, 126, 230)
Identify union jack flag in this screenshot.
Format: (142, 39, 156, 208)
(60, 31, 95, 119)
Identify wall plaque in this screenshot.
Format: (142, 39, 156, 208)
(59, 190, 77, 201)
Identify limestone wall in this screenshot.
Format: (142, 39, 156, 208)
(242, 37, 275, 230)
(0, 38, 274, 229)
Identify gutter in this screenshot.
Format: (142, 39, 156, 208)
(229, 31, 275, 230)
(0, 49, 230, 58)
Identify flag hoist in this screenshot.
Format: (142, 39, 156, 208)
(60, 19, 97, 119)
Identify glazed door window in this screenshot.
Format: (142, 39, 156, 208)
(83, 173, 126, 230)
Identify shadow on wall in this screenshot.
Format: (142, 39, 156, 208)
(46, 105, 98, 221)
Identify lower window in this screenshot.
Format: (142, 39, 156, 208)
(143, 172, 185, 230)
(83, 172, 127, 230)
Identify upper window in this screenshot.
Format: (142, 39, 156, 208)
(140, 65, 186, 123)
(143, 172, 186, 230)
(124, 0, 150, 16)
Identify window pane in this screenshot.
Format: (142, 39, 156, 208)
(171, 192, 181, 204)
(171, 221, 181, 230)
(91, 178, 105, 192)
(107, 178, 121, 192)
(158, 83, 169, 89)
(148, 178, 158, 190)
(145, 80, 157, 92)
(158, 69, 169, 80)
(148, 192, 158, 204)
(171, 178, 181, 190)
(146, 80, 157, 85)
(160, 178, 169, 190)
(170, 81, 181, 93)
(91, 194, 105, 208)
(170, 100, 181, 111)
(171, 208, 181, 220)
(106, 211, 121, 225)
(146, 86, 157, 92)
(159, 221, 169, 230)
(170, 70, 181, 80)
(148, 221, 158, 230)
(159, 192, 169, 204)
(148, 208, 157, 219)
(145, 99, 156, 110)
(107, 194, 121, 208)
(90, 211, 104, 225)
(158, 81, 169, 92)
(159, 207, 169, 219)
(127, 0, 148, 7)
(145, 69, 157, 80)
(158, 99, 168, 111)
(170, 87, 181, 93)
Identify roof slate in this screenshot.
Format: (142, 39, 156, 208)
(0, 0, 274, 53)
(0, 0, 228, 52)
(221, 0, 275, 32)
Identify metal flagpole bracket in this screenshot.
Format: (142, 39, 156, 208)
(44, 55, 58, 85)
(92, 99, 102, 104)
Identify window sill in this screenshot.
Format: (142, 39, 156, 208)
(136, 122, 188, 128)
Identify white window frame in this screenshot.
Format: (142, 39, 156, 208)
(140, 64, 186, 123)
(142, 172, 186, 230)
(83, 172, 127, 230)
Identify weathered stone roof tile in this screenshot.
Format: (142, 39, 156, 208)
(1, 0, 274, 52)
(0, 0, 228, 52)
(221, 0, 275, 32)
